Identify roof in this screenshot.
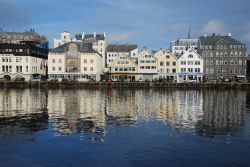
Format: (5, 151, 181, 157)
(49, 42, 96, 53)
(172, 38, 198, 46)
(75, 33, 105, 41)
(107, 44, 137, 52)
(199, 35, 244, 45)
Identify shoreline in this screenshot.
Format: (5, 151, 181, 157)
(0, 81, 250, 89)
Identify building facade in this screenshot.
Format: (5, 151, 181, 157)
(0, 42, 48, 81)
(109, 53, 138, 81)
(48, 42, 103, 81)
(106, 44, 138, 67)
(177, 48, 204, 82)
(137, 49, 158, 81)
(198, 33, 247, 80)
(154, 49, 179, 82)
(53, 31, 72, 48)
(0, 28, 48, 49)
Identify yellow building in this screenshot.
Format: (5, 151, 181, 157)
(154, 50, 179, 82)
(109, 53, 138, 81)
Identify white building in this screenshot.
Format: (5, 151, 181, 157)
(137, 49, 158, 81)
(171, 38, 198, 57)
(0, 42, 48, 81)
(53, 31, 72, 48)
(177, 48, 204, 82)
(48, 42, 103, 81)
(106, 44, 138, 67)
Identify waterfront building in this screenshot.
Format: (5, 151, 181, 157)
(198, 33, 247, 80)
(106, 44, 138, 67)
(247, 55, 250, 81)
(137, 49, 158, 81)
(48, 42, 103, 81)
(0, 28, 48, 49)
(154, 49, 179, 82)
(0, 42, 48, 81)
(55, 32, 106, 69)
(108, 53, 138, 81)
(177, 48, 204, 82)
(76, 32, 106, 68)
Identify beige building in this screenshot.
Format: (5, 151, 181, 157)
(109, 53, 138, 81)
(154, 49, 179, 82)
(48, 42, 103, 81)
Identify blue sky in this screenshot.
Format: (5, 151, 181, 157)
(1, 0, 250, 52)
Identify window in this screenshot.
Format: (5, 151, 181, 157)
(132, 67, 135, 71)
(230, 60, 234, 65)
(210, 60, 213, 65)
(216, 52, 219, 57)
(195, 61, 200, 65)
(140, 66, 145, 69)
(115, 67, 118, 71)
(188, 61, 193, 65)
(26, 57, 28, 62)
(52, 67, 55, 71)
(172, 69, 176, 73)
(172, 62, 176, 66)
(20, 66, 22, 72)
(229, 69, 233, 74)
(58, 67, 62, 71)
(9, 57, 12, 62)
(188, 54, 193, 58)
(90, 67, 93, 71)
(220, 60, 224, 65)
(234, 60, 238, 65)
(26, 66, 28, 72)
(166, 62, 170, 66)
(146, 60, 150, 63)
(234, 69, 238, 74)
(216, 60, 219, 65)
(217, 69, 221, 74)
(2, 66, 5, 72)
(59, 59, 62, 63)
(140, 60, 145, 63)
(90, 59, 94, 63)
(119, 67, 123, 71)
(222, 69, 226, 74)
(181, 61, 186, 65)
(206, 60, 209, 65)
(84, 67, 87, 71)
(151, 60, 156, 63)
(9, 66, 12, 72)
(195, 68, 200, 72)
(151, 66, 156, 69)
(181, 68, 186, 72)
(210, 52, 213, 57)
(239, 60, 243, 65)
(146, 66, 150, 69)
(224, 61, 228, 65)
(52, 59, 55, 63)
(188, 68, 193, 72)
(160, 62, 164, 66)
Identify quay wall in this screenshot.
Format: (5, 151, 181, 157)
(0, 81, 250, 89)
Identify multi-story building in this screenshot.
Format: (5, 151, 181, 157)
(198, 33, 247, 80)
(171, 38, 198, 57)
(48, 42, 103, 81)
(76, 32, 106, 68)
(137, 49, 158, 81)
(0, 42, 48, 81)
(0, 28, 48, 49)
(154, 49, 179, 82)
(177, 48, 204, 82)
(106, 44, 138, 67)
(108, 53, 138, 81)
(246, 55, 250, 81)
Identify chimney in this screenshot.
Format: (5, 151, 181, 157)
(103, 32, 106, 38)
(227, 33, 232, 37)
(94, 32, 96, 38)
(204, 34, 207, 37)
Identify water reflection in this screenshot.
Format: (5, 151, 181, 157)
(0, 88, 247, 139)
(0, 89, 48, 138)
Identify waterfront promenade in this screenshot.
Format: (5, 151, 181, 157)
(0, 81, 250, 89)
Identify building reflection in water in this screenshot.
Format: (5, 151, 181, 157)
(196, 90, 246, 137)
(0, 88, 247, 139)
(0, 89, 48, 138)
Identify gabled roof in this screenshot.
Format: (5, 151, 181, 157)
(49, 42, 96, 53)
(155, 49, 178, 60)
(179, 48, 204, 60)
(75, 33, 105, 41)
(199, 35, 244, 45)
(107, 44, 137, 52)
(109, 52, 138, 67)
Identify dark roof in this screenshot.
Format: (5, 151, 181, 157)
(75, 33, 105, 41)
(49, 42, 96, 53)
(107, 44, 137, 52)
(199, 35, 244, 45)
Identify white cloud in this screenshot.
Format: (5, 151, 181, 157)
(201, 19, 228, 35)
(107, 32, 131, 43)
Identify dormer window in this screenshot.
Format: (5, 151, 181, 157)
(188, 54, 193, 58)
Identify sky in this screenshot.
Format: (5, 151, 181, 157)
(0, 0, 250, 52)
